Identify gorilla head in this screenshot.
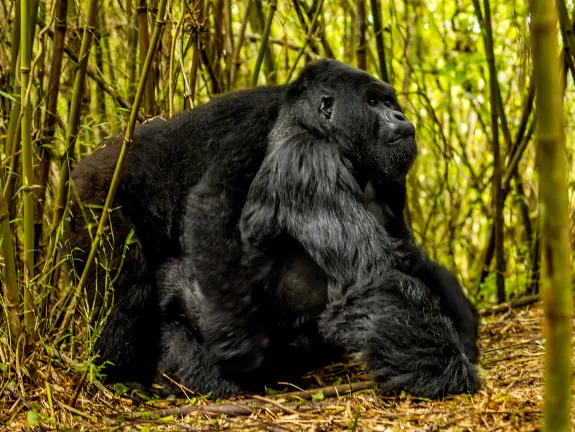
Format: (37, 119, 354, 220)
(282, 59, 418, 185)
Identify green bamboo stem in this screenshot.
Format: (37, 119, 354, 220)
(36, 0, 69, 268)
(355, 0, 366, 70)
(20, 0, 36, 339)
(251, 0, 277, 84)
(557, 0, 575, 80)
(370, 0, 389, 82)
(138, 0, 155, 118)
(4, 0, 40, 207)
(251, 0, 277, 87)
(58, 0, 171, 335)
(0, 169, 21, 345)
(286, 0, 325, 81)
(3, 1, 40, 207)
(169, 0, 186, 117)
(230, 0, 253, 87)
(5, 1, 21, 165)
(126, 0, 139, 100)
(531, 0, 573, 431)
(42, 0, 99, 285)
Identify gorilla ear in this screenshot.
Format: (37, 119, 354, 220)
(319, 96, 334, 120)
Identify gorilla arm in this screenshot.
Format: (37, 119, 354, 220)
(364, 175, 478, 362)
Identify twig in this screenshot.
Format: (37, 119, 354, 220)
(6, 383, 33, 411)
(127, 403, 253, 420)
(111, 419, 204, 431)
(251, 394, 317, 418)
(277, 380, 376, 401)
(55, 399, 114, 424)
(483, 337, 540, 353)
(478, 295, 540, 316)
(264, 423, 293, 432)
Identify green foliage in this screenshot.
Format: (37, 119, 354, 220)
(348, 411, 360, 431)
(265, 386, 281, 396)
(311, 390, 325, 401)
(114, 382, 129, 396)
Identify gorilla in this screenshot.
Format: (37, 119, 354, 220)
(67, 59, 480, 399)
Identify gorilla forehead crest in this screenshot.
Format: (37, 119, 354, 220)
(290, 59, 397, 102)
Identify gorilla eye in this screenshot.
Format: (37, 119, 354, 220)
(368, 97, 378, 106)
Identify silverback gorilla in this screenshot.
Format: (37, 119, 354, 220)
(67, 59, 480, 398)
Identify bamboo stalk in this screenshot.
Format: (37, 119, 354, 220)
(229, 0, 253, 87)
(370, 0, 389, 82)
(531, 0, 573, 430)
(291, 0, 321, 56)
(307, 1, 334, 58)
(286, 0, 325, 81)
(0, 169, 21, 345)
(355, 0, 366, 70)
(42, 0, 99, 286)
(126, 0, 139, 100)
(557, 0, 575, 81)
(4, 0, 39, 210)
(36, 0, 68, 265)
(169, 0, 186, 117)
(20, 0, 36, 339)
(223, 0, 234, 79)
(138, 0, 155, 118)
(249, 0, 277, 85)
(188, 0, 203, 105)
(482, 0, 506, 303)
(5, 0, 21, 167)
(251, 0, 277, 86)
(59, 0, 172, 335)
(94, 8, 108, 142)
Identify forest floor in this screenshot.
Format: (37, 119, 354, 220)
(2, 301, 574, 432)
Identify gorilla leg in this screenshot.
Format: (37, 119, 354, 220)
(318, 272, 480, 398)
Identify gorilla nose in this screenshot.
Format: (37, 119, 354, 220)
(387, 110, 415, 141)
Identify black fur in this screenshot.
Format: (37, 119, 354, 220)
(66, 59, 479, 399)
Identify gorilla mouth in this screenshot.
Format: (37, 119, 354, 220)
(388, 133, 415, 146)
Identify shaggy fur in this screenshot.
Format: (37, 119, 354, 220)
(66, 59, 480, 399)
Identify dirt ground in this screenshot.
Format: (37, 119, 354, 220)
(1, 301, 573, 431)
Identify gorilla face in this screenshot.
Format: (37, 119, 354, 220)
(285, 59, 418, 186)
